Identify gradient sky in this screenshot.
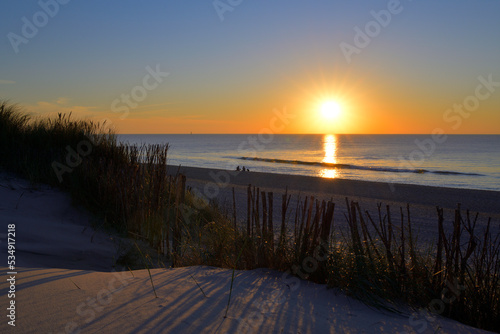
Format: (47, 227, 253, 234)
(1, 0, 499, 134)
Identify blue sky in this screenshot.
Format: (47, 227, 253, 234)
(1, 0, 499, 133)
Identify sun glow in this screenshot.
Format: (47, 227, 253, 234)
(320, 100, 342, 119)
(320, 134, 339, 179)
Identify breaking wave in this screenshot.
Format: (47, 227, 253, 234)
(238, 157, 484, 177)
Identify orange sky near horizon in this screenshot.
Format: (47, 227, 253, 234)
(3, 2, 499, 135)
(21, 68, 500, 135)
(109, 73, 500, 135)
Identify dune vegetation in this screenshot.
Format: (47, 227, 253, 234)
(1, 100, 498, 332)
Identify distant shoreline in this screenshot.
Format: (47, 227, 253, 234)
(167, 164, 500, 217)
(120, 134, 500, 192)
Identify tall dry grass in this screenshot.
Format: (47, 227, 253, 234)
(174, 182, 499, 331)
(1, 101, 498, 332)
(0, 101, 197, 256)
(217, 186, 500, 332)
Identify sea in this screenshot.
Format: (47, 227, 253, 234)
(117, 134, 500, 192)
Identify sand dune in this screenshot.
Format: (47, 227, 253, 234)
(0, 171, 496, 333)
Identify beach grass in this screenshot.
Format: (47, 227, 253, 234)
(1, 101, 499, 332)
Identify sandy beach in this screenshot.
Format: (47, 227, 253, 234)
(3, 0, 500, 331)
(168, 165, 500, 244)
(1, 169, 498, 333)
(168, 165, 500, 214)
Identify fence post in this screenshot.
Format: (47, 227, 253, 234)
(172, 174, 186, 267)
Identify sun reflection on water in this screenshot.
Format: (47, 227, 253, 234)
(320, 134, 339, 178)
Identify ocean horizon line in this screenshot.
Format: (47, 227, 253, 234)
(118, 133, 500, 136)
(118, 134, 500, 192)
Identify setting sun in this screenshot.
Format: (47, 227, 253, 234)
(320, 101, 342, 119)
